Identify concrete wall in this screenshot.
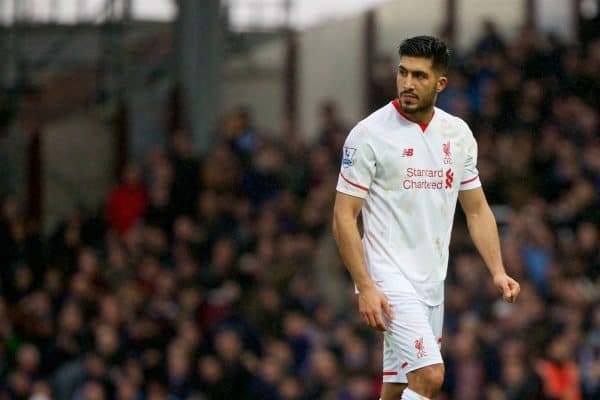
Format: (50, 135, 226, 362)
(43, 112, 114, 232)
(127, 78, 171, 163)
(220, 0, 571, 140)
(298, 14, 366, 141)
(536, 0, 576, 42)
(456, 0, 526, 51)
(221, 0, 537, 140)
(223, 36, 286, 136)
(376, 0, 446, 58)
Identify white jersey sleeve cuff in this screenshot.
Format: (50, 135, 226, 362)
(336, 173, 369, 199)
(459, 175, 481, 191)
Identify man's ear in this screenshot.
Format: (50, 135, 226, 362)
(436, 76, 448, 93)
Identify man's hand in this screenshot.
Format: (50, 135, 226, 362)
(493, 273, 520, 303)
(358, 286, 394, 331)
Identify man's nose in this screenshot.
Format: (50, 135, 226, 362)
(403, 76, 415, 90)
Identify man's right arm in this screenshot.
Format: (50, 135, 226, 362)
(332, 192, 393, 331)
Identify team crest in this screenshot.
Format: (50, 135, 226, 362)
(415, 337, 427, 359)
(442, 141, 452, 164)
(342, 147, 356, 167)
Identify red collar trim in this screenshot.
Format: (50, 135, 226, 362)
(391, 99, 434, 132)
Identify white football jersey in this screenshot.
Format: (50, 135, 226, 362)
(336, 99, 481, 305)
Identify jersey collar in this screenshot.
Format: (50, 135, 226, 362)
(391, 99, 435, 133)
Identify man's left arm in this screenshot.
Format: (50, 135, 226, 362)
(458, 187, 520, 303)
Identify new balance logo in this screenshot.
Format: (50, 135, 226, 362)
(402, 148, 414, 157)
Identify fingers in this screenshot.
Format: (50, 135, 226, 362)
(509, 281, 521, 302)
(382, 299, 394, 321)
(360, 307, 389, 331)
(361, 310, 387, 331)
(374, 310, 387, 331)
(358, 289, 392, 331)
(361, 311, 378, 329)
(494, 274, 520, 303)
(503, 280, 521, 303)
(502, 285, 513, 302)
(502, 282, 511, 301)
(360, 312, 370, 327)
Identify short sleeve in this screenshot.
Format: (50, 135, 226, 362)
(460, 131, 481, 191)
(336, 124, 376, 199)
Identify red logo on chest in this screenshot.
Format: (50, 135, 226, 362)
(442, 141, 452, 164)
(402, 148, 414, 157)
(445, 168, 454, 189)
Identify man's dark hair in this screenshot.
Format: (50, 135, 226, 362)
(398, 36, 451, 74)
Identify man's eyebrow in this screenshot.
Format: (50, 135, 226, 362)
(398, 65, 429, 75)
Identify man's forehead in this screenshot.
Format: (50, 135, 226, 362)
(398, 56, 435, 71)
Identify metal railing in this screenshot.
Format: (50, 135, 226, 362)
(0, 0, 132, 25)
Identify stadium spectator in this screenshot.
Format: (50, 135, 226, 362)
(105, 164, 147, 235)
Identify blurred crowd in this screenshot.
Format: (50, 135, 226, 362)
(1, 23, 599, 400)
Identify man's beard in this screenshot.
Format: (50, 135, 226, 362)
(399, 87, 437, 114)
